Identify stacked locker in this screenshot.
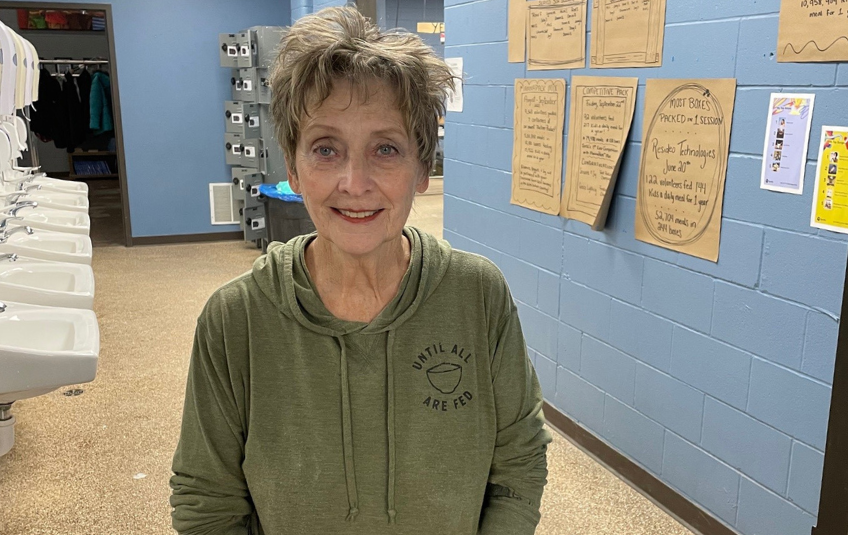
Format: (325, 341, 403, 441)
(219, 27, 286, 244)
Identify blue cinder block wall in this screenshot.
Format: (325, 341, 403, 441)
(443, 0, 847, 532)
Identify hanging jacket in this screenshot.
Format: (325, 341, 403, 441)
(89, 71, 112, 134)
(75, 68, 92, 141)
(30, 67, 61, 143)
(170, 227, 551, 535)
(63, 71, 85, 151)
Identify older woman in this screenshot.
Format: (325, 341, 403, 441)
(170, 6, 550, 535)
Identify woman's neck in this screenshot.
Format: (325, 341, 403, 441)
(305, 233, 411, 323)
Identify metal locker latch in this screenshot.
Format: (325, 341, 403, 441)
(248, 116, 259, 128)
(235, 79, 243, 90)
(242, 80, 253, 91)
(250, 185, 261, 197)
(232, 113, 243, 124)
(227, 46, 238, 57)
(251, 217, 266, 230)
(240, 45, 250, 56)
(243, 146, 256, 158)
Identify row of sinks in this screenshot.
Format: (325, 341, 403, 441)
(0, 172, 100, 457)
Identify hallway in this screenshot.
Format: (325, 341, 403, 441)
(0, 184, 692, 534)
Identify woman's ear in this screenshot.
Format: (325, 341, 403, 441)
(415, 165, 430, 194)
(287, 165, 301, 194)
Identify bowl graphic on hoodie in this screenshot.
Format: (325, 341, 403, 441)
(427, 363, 463, 394)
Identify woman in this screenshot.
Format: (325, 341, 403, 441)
(170, 6, 551, 534)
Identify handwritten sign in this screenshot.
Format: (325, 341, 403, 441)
(635, 78, 737, 262)
(511, 79, 566, 214)
(508, 0, 527, 62)
(527, 0, 587, 70)
(778, 0, 848, 62)
(561, 76, 638, 229)
(591, 0, 666, 68)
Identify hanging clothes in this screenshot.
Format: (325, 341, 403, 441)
(0, 22, 18, 116)
(29, 66, 68, 146)
(89, 71, 113, 135)
(63, 70, 86, 151)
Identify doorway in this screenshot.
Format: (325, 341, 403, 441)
(0, 1, 131, 246)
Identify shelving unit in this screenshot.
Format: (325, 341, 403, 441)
(67, 150, 118, 180)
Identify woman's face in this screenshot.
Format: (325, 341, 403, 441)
(289, 80, 429, 259)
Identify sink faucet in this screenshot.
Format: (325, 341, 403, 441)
(0, 253, 17, 262)
(0, 216, 23, 232)
(0, 225, 33, 243)
(16, 183, 41, 193)
(3, 192, 27, 205)
(4, 201, 38, 217)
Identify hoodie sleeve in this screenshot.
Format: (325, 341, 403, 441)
(478, 304, 552, 535)
(169, 316, 255, 535)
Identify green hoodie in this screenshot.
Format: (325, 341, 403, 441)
(170, 227, 551, 534)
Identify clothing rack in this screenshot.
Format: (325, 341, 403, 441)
(39, 59, 109, 65)
(39, 58, 109, 77)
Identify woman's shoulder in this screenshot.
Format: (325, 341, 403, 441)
(197, 270, 260, 327)
(446, 247, 508, 287)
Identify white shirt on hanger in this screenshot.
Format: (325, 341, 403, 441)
(0, 23, 18, 117)
(21, 36, 33, 107)
(9, 30, 28, 110)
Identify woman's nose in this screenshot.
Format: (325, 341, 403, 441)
(338, 155, 373, 195)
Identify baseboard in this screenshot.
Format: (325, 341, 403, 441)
(542, 401, 737, 535)
(131, 231, 243, 246)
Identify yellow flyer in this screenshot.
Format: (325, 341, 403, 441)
(811, 126, 848, 233)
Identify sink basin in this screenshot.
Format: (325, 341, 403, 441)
(0, 230, 92, 265)
(0, 259, 94, 309)
(4, 174, 89, 194)
(9, 192, 89, 213)
(6, 207, 91, 235)
(0, 301, 99, 404)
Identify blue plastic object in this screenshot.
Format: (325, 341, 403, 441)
(258, 182, 304, 203)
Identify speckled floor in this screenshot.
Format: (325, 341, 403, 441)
(0, 183, 692, 535)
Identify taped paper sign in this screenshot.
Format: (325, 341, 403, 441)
(508, 0, 527, 62)
(445, 57, 464, 113)
(634, 78, 737, 262)
(561, 77, 638, 229)
(811, 127, 848, 233)
(527, 0, 587, 70)
(591, 0, 666, 68)
(511, 79, 567, 215)
(778, 0, 848, 62)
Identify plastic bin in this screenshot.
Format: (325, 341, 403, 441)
(258, 184, 316, 244)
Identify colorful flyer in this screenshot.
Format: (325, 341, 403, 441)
(811, 126, 848, 234)
(760, 93, 815, 195)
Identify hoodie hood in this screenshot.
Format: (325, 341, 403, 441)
(251, 226, 452, 524)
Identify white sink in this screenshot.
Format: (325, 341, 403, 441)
(8, 192, 89, 213)
(0, 230, 92, 265)
(5, 207, 91, 235)
(0, 259, 94, 309)
(0, 300, 99, 404)
(6, 175, 89, 194)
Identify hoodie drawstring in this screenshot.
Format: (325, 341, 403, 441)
(338, 335, 360, 522)
(386, 330, 398, 524)
(338, 331, 399, 525)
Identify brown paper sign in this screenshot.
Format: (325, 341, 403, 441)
(591, 0, 666, 68)
(561, 76, 638, 230)
(634, 79, 737, 262)
(511, 79, 567, 215)
(527, 0, 587, 70)
(508, 0, 527, 62)
(778, 0, 848, 62)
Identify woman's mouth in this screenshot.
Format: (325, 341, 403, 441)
(334, 208, 383, 223)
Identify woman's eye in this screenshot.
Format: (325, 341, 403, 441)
(378, 145, 397, 156)
(317, 146, 334, 157)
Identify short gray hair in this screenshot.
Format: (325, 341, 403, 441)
(269, 5, 455, 173)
